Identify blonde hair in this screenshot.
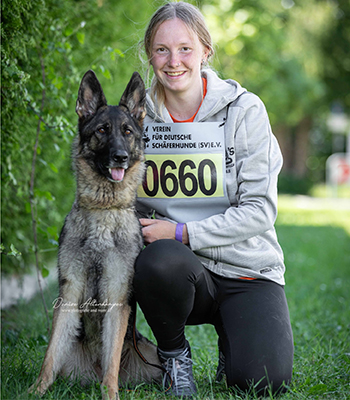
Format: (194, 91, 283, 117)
(143, 1, 214, 115)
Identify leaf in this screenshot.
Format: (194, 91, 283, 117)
(103, 69, 111, 80)
(114, 48, 125, 58)
(8, 244, 22, 258)
(64, 27, 74, 37)
(48, 163, 58, 173)
(41, 266, 50, 278)
(52, 76, 63, 90)
(47, 226, 58, 240)
(9, 171, 17, 186)
(6, 155, 12, 170)
(38, 157, 46, 166)
(59, 97, 68, 108)
(110, 48, 125, 61)
(76, 32, 85, 45)
(25, 202, 31, 214)
(44, 191, 55, 201)
(48, 239, 59, 246)
(35, 189, 54, 201)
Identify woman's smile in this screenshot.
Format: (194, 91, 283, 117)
(165, 71, 186, 77)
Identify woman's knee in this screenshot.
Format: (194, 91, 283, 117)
(135, 239, 182, 278)
(218, 280, 294, 396)
(235, 380, 290, 396)
(134, 239, 198, 290)
(226, 367, 292, 395)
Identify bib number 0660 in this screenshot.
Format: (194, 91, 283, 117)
(138, 154, 224, 199)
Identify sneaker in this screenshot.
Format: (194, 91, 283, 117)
(215, 349, 226, 383)
(158, 341, 197, 398)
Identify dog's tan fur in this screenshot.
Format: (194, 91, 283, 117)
(29, 71, 161, 400)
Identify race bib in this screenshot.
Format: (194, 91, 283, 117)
(137, 122, 230, 222)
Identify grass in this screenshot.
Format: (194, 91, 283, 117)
(1, 195, 350, 399)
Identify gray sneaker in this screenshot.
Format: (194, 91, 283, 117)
(158, 341, 197, 398)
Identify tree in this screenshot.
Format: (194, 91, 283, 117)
(1, 0, 158, 275)
(1, 0, 86, 275)
(321, 0, 350, 111)
(202, 0, 343, 190)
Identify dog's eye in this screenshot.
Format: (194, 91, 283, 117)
(98, 127, 105, 134)
(125, 129, 132, 135)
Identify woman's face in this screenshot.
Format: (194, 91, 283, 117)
(150, 18, 208, 97)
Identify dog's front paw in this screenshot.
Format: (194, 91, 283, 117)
(28, 381, 47, 397)
(101, 383, 118, 400)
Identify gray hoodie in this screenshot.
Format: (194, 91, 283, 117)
(137, 69, 286, 285)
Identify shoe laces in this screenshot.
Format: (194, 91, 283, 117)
(163, 347, 194, 391)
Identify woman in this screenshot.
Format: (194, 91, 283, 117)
(134, 2, 294, 397)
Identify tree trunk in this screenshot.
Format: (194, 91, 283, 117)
(273, 124, 293, 173)
(294, 116, 312, 178)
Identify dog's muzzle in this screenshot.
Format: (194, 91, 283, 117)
(103, 150, 130, 183)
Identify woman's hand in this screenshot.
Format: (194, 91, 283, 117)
(139, 218, 189, 245)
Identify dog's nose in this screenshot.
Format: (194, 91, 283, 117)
(112, 151, 128, 164)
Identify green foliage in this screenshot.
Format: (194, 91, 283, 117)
(204, 0, 350, 120)
(203, 0, 327, 126)
(1, 0, 80, 274)
(1, 0, 158, 275)
(203, 0, 349, 182)
(320, 0, 350, 110)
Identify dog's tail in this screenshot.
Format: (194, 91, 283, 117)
(119, 301, 163, 387)
(119, 330, 163, 387)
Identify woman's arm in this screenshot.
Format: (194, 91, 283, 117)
(187, 94, 283, 251)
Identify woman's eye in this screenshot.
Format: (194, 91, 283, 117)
(157, 47, 167, 53)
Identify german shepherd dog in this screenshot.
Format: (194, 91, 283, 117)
(29, 71, 161, 400)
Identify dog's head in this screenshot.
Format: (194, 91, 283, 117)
(75, 70, 146, 183)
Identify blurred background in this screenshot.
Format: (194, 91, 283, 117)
(1, 0, 350, 277)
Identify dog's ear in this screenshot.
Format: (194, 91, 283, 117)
(119, 72, 146, 126)
(76, 70, 107, 119)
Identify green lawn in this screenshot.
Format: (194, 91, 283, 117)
(1, 195, 350, 399)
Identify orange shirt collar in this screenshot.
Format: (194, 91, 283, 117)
(169, 78, 207, 123)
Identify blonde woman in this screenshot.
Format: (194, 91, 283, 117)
(134, 2, 294, 397)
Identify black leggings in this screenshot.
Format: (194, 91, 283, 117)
(134, 240, 294, 394)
